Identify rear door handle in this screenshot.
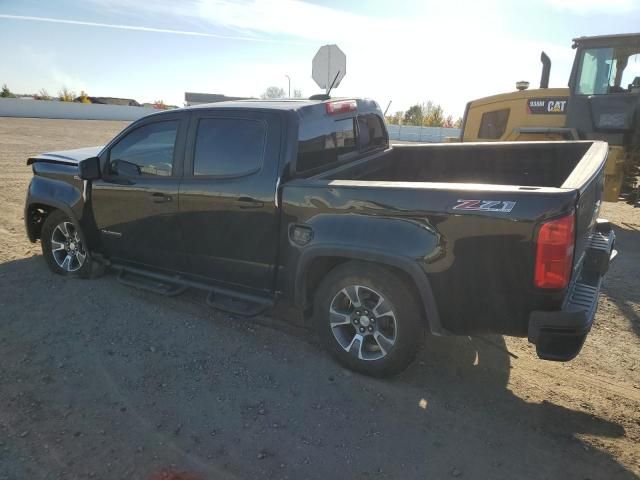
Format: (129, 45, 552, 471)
(151, 192, 172, 203)
(236, 197, 264, 209)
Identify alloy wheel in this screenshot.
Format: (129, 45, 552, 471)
(329, 285, 398, 361)
(50, 221, 86, 272)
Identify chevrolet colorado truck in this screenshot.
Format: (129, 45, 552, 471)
(24, 97, 616, 376)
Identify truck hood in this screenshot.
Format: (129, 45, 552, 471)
(27, 146, 104, 166)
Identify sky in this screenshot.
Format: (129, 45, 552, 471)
(1, 0, 639, 117)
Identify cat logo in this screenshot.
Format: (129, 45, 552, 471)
(527, 97, 569, 115)
(547, 100, 567, 113)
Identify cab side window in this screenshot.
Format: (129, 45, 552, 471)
(193, 118, 266, 177)
(478, 109, 510, 139)
(109, 120, 179, 177)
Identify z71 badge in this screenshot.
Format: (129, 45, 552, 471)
(453, 199, 516, 213)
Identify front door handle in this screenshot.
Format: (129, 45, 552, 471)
(151, 192, 172, 203)
(236, 197, 264, 209)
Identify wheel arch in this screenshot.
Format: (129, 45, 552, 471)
(25, 197, 81, 243)
(295, 246, 443, 335)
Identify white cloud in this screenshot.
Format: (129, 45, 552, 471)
(545, 0, 637, 13)
(82, 0, 540, 114)
(4, 1, 583, 115)
(0, 14, 313, 44)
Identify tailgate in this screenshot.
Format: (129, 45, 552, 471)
(562, 141, 608, 280)
(528, 141, 614, 362)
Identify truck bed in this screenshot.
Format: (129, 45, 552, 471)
(324, 141, 596, 189)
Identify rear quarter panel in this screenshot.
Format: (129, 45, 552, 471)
(281, 180, 577, 336)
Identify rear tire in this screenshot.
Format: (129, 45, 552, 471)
(313, 262, 425, 377)
(40, 210, 101, 278)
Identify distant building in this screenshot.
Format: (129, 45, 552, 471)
(184, 92, 250, 106)
(78, 96, 141, 106)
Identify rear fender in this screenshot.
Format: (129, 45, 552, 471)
(295, 245, 444, 335)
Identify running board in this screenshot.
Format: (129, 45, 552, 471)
(206, 290, 272, 317)
(116, 269, 188, 297)
(112, 264, 274, 317)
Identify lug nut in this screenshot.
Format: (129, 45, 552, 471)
(368, 326, 374, 332)
(359, 327, 365, 333)
(354, 318, 359, 325)
(355, 310, 361, 315)
(370, 317, 375, 323)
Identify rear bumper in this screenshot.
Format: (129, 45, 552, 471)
(528, 220, 616, 361)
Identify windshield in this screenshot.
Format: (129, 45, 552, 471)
(576, 46, 640, 94)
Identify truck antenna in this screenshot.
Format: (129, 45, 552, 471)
(326, 70, 341, 96)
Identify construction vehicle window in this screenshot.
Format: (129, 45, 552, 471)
(620, 53, 640, 91)
(478, 109, 509, 139)
(577, 48, 615, 95)
(577, 47, 640, 94)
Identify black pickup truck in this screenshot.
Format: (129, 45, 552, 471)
(25, 97, 616, 376)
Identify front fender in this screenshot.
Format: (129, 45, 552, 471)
(24, 176, 85, 242)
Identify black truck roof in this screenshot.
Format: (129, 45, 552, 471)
(145, 98, 382, 123)
(182, 97, 382, 114)
(186, 99, 321, 111)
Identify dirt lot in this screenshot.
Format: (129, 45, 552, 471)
(0, 117, 639, 480)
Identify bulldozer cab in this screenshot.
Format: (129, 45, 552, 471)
(460, 32, 640, 202)
(566, 33, 640, 201)
(567, 34, 640, 138)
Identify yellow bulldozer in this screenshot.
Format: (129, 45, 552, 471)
(459, 33, 640, 202)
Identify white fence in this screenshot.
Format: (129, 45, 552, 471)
(387, 124, 461, 143)
(0, 99, 463, 141)
(0, 98, 157, 121)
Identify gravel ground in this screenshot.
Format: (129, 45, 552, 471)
(0, 117, 639, 480)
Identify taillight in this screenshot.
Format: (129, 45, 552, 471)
(325, 100, 357, 115)
(534, 212, 575, 289)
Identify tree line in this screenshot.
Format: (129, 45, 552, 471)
(1, 83, 83, 102)
(260, 86, 303, 99)
(1, 83, 169, 109)
(386, 101, 461, 128)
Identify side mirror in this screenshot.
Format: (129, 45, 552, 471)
(110, 159, 141, 176)
(78, 156, 101, 180)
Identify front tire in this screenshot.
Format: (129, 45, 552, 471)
(41, 210, 98, 278)
(314, 262, 425, 377)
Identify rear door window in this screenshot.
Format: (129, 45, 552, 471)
(193, 118, 266, 177)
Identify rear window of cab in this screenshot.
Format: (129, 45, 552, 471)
(297, 112, 388, 174)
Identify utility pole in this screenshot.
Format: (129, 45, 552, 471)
(285, 74, 291, 98)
